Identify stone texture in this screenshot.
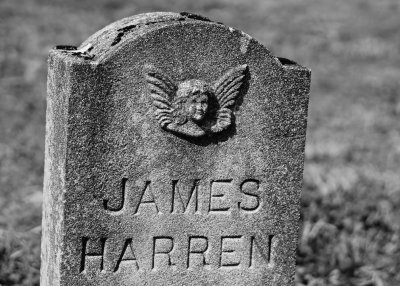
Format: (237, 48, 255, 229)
(41, 12, 311, 286)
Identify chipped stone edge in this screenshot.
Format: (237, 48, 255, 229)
(52, 12, 309, 72)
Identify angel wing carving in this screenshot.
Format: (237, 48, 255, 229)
(144, 66, 177, 128)
(211, 64, 248, 133)
(144, 64, 248, 138)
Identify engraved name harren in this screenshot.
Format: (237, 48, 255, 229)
(80, 234, 275, 273)
(145, 64, 248, 137)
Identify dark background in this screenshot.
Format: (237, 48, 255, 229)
(0, 0, 399, 285)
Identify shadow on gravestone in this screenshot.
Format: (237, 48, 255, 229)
(41, 12, 311, 286)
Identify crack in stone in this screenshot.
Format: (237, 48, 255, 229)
(111, 13, 216, 47)
(179, 12, 212, 22)
(111, 18, 186, 47)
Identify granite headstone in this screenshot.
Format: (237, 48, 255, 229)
(41, 12, 311, 286)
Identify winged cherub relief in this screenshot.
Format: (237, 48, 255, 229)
(144, 64, 248, 138)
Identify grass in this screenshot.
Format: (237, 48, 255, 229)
(0, 0, 399, 285)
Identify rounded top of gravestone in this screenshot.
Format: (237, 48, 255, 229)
(49, 11, 310, 143)
(53, 11, 307, 71)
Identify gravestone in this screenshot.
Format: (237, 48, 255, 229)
(41, 12, 310, 286)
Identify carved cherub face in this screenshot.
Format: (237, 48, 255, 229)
(145, 63, 247, 137)
(176, 80, 211, 122)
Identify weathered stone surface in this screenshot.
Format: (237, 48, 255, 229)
(41, 12, 311, 286)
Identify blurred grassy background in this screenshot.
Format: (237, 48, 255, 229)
(0, 0, 399, 285)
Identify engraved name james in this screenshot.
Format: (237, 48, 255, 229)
(103, 178, 263, 214)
